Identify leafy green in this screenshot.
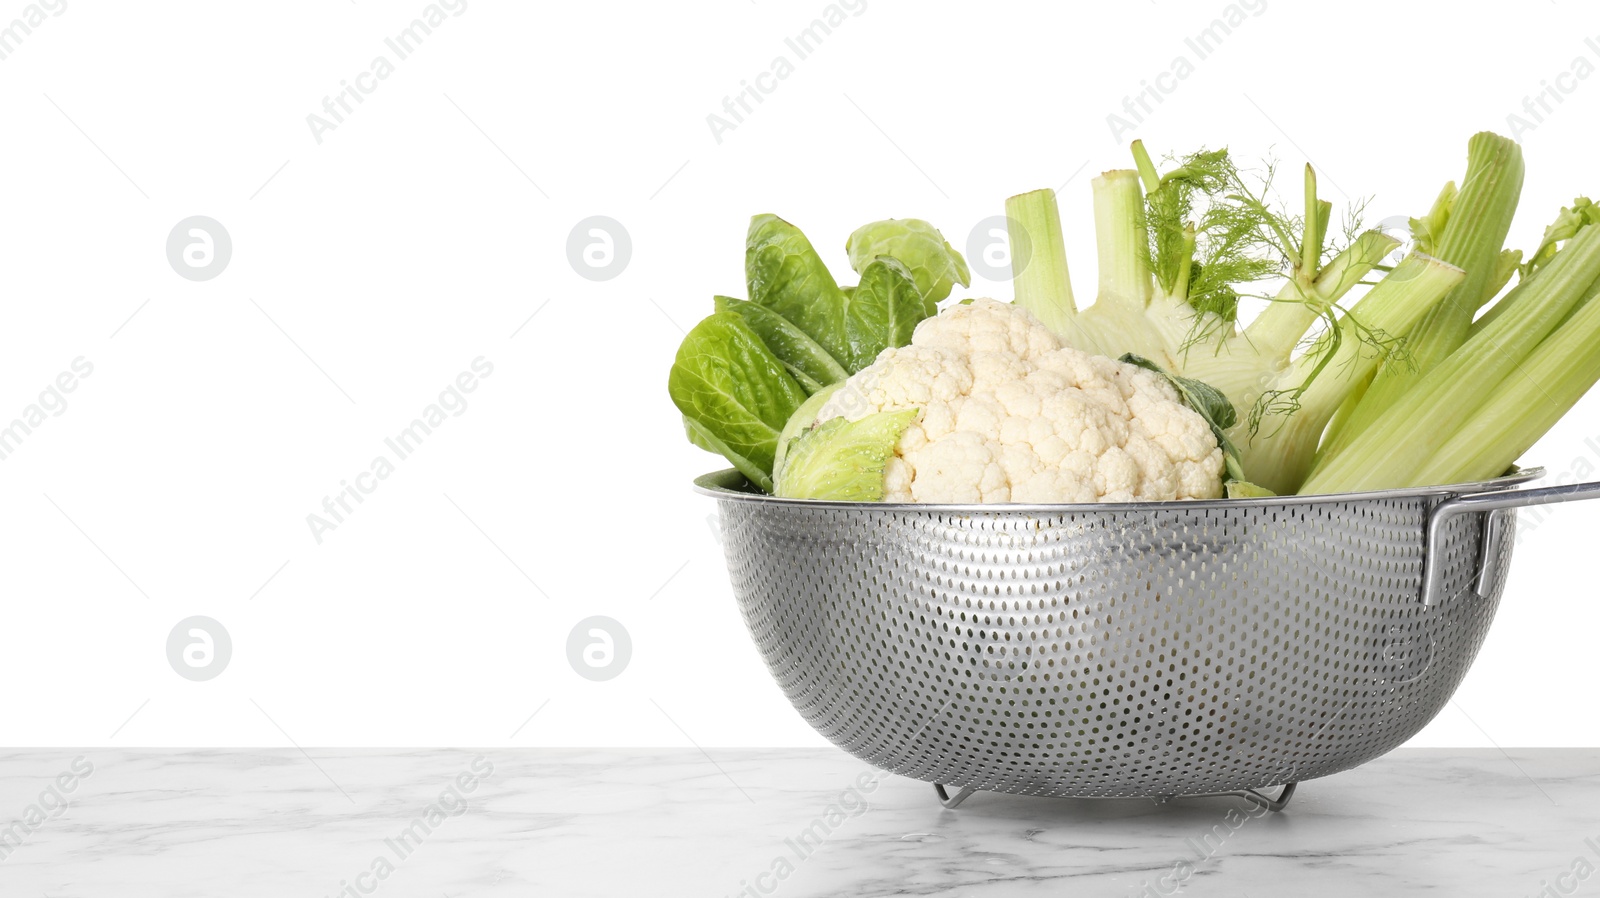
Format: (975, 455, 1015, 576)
(1519, 196, 1600, 281)
(672, 215, 955, 488)
(847, 257, 925, 361)
(774, 409, 919, 501)
(714, 296, 847, 394)
(667, 312, 808, 492)
(683, 417, 770, 492)
(844, 219, 971, 314)
(1119, 353, 1244, 483)
(746, 214, 862, 370)
(746, 214, 936, 374)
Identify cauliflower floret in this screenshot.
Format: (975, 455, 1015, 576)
(910, 297, 1063, 362)
(815, 299, 1225, 503)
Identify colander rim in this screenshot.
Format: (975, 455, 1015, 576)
(693, 466, 1544, 512)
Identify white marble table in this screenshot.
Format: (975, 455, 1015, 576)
(0, 747, 1595, 896)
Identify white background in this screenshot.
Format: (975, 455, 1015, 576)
(1, 0, 1596, 748)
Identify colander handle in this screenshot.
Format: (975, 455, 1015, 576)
(1422, 478, 1600, 605)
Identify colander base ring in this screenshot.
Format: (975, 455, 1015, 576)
(933, 781, 1298, 812)
(933, 783, 977, 809)
(1186, 781, 1297, 812)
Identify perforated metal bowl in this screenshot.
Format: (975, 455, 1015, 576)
(698, 467, 1599, 807)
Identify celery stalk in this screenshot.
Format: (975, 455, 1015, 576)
(1482, 248, 1523, 308)
(1320, 133, 1524, 462)
(1395, 132, 1523, 357)
(1006, 189, 1075, 336)
(1239, 252, 1465, 494)
(1465, 269, 1534, 339)
(1302, 220, 1600, 494)
(1466, 249, 1541, 338)
(1410, 275, 1600, 485)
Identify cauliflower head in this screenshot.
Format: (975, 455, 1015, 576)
(811, 299, 1225, 503)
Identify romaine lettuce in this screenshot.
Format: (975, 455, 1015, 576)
(667, 312, 807, 493)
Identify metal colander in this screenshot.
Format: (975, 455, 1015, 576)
(697, 467, 1599, 809)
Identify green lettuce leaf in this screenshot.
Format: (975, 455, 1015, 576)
(747, 214, 861, 369)
(845, 219, 971, 313)
(683, 416, 770, 492)
(668, 312, 808, 491)
(714, 295, 848, 395)
(847, 257, 925, 360)
(775, 409, 919, 501)
(670, 215, 955, 494)
(745, 215, 934, 374)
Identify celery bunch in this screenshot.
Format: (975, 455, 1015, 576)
(1303, 194, 1600, 493)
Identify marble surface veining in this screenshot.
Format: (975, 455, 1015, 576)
(0, 747, 1595, 896)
